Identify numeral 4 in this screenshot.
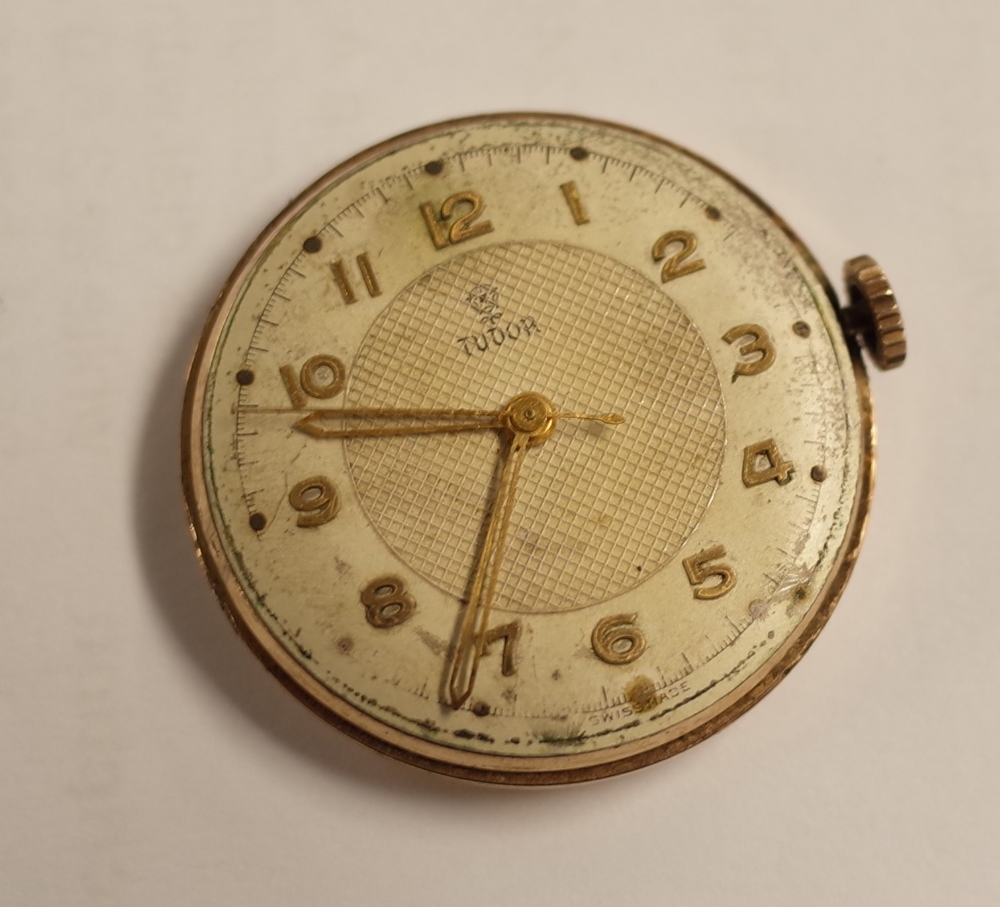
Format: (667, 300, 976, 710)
(742, 439, 795, 487)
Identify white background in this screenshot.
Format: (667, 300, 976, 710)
(2, 2, 997, 904)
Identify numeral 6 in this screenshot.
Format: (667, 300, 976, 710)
(592, 613, 646, 665)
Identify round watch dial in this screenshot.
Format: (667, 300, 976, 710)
(183, 114, 871, 783)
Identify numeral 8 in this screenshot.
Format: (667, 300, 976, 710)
(361, 577, 416, 629)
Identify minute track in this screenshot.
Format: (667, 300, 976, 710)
(182, 112, 888, 783)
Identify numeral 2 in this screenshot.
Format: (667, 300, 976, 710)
(652, 230, 706, 283)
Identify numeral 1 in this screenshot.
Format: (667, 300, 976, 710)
(559, 181, 590, 225)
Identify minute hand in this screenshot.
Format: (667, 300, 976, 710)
(447, 427, 532, 709)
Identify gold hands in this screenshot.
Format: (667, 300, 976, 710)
(236, 401, 623, 438)
(447, 426, 531, 709)
(245, 389, 624, 710)
(559, 410, 625, 425)
(446, 392, 558, 708)
(294, 407, 499, 438)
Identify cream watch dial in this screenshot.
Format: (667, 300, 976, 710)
(183, 114, 870, 783)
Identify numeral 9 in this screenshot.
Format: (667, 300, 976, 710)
(288, 475, 340, 527)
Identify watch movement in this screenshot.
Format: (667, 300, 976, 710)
(182, 113, 905, 783)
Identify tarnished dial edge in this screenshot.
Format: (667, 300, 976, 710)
(180, 112, 874, 785)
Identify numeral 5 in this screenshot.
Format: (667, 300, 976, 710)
(683, 545, 736, 600)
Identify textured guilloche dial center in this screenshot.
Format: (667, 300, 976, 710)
(345, 242, 725, 617)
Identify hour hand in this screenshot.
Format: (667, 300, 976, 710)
(293, 406, 502, 439)
(290, 405, 624, 439)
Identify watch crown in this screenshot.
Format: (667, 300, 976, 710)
(841, 255, 906, 370)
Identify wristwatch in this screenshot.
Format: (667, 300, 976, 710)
(181, 113, 906, 784)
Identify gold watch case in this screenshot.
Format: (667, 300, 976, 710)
(182, 113, 901, 784)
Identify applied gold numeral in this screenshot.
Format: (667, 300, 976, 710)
(280, 354, 346, 409)
(361, 576, 416, 629)
(683, 545, 736, 600)
(331, 252, 381, 305)
(420, 190, 494, 249)
(288, 475, 340, 527)
(592, 614, 646, 665)
(652, 230, 706, 282)
(723, 323, 776, 377)
(484, 621, 521, 676)
(742, 438, 796, 487)
(559, 181, 590, 225)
